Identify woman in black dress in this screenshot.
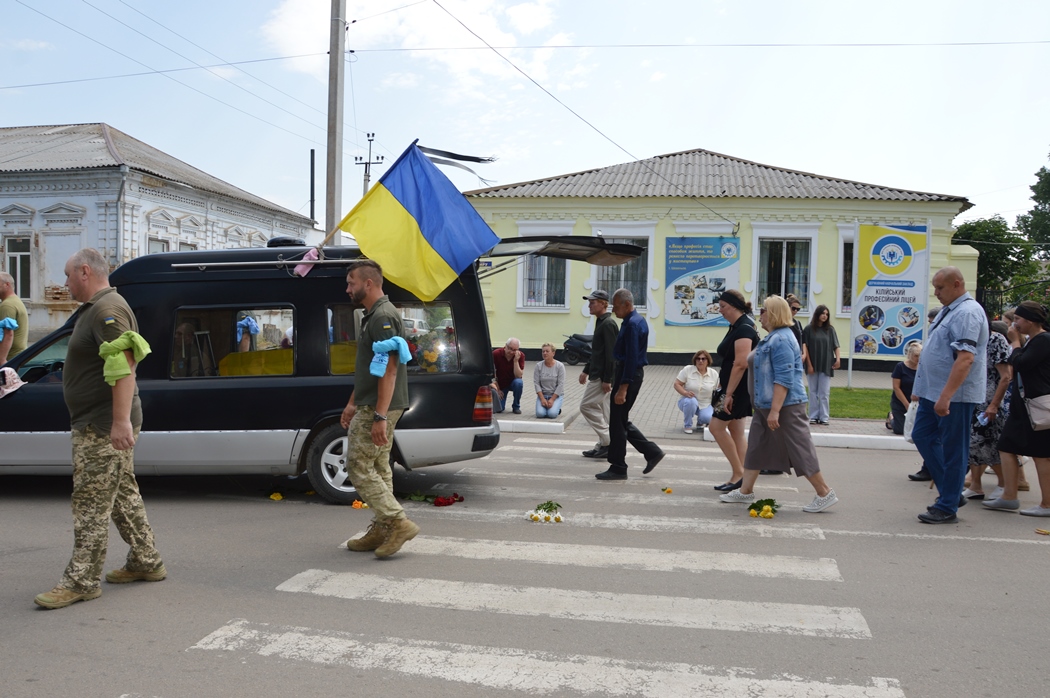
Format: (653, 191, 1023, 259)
(985, 301, 1050, 516)
(709, 289, 759, 491)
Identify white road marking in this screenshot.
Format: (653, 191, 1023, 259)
(429, 482, 804, 507)
(346, 533, 842, 581)
(193, 619, 903, 697)
(511, 436, 725, 453)
(452, 467, 799, 492)
(824, 528, 1050, 545)
(479, 454, 733, 474)
(402, 505, 826, 539)
(276, 569, 872, 638)
(499, 445, 728, 461)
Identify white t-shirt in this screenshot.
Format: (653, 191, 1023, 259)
(676, 364, 719, 405)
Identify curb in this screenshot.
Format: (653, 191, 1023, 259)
(702, 428, 917, 451)
(496, 419, 564, 434)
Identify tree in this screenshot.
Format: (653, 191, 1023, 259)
(1016, 155, 1050, 259)
(952, 215, 1037, 293)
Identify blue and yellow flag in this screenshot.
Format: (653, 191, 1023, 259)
(336, 141, 501, 301)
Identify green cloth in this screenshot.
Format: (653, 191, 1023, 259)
(99, 331, 152, 386)
(353, 296, 409, 410)
(0, 294, 29, 359)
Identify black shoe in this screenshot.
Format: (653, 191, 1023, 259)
(759, 469, 783, 475)
(810, 419, 818, 425)
(958, 495, 967, 507)
(918, 508, 958, 524)
(582, 446, 609, 459)
(512, 407, 522, 414)
(714, 479, 742, 492)
(817, 420, 830, 426)
(642, 451, 665, 474)
(908, 470, 932, 482)
(595, 469, 627, 481)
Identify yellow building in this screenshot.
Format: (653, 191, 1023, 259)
(467, 148, 975, 366)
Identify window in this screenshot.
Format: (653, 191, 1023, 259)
(757, 239, 810, 308)
(522, 255, 566, 308)
(5, 237, 31, 298)
(170, 306, 294, 378)
(841, 241, 854, 314)
(148, 238, 169, 254)
(14, 333, 69, 384)
(327, 302, 460, 375)
(595, 237, 649, 309)
(179, 242, 197, 252)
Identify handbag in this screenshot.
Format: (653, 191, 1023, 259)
(710, 386, 726, 413)
(1018, 374, 1050, 431)
(903, 401, 918, 443)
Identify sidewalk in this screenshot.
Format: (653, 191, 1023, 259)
(496, 361, 915, 452)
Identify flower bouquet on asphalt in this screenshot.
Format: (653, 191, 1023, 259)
(748, 498, 780, 519)
(526, 500, 564, 523)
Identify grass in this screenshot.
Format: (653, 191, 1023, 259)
(828, 387, 893, 420)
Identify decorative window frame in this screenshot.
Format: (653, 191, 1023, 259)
(514, 220, 573, 313)
(40, 202, 86, 228)
(748, 222, 820, 315)
(587, 220, 657, 315)
(837, 222, 856, 318)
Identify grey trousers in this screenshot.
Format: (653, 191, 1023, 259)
(579, 378, 610, 447)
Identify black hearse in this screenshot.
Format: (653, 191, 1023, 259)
(0, 238, 640, 503)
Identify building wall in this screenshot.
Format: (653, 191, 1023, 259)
(1, 167, 316, 338)
(470, 195, 974, 364)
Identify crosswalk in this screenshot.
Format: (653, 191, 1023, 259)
(190, 435, 907, 696)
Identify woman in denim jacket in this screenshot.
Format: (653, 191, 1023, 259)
(719, 295, 839, 513)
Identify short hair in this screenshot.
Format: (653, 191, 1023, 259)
(1002, 308, 1015, 322)
(691, 349, 712, 365)
(928, 307, 941, 321)
(612, 288, 634, 305)
(905, 341, 923, 360)
(70, 248, 110, 279)
(0, 271, 13, 286)
(505, 337, 520, 349)
(347, 259, 383, 284)
(541, 342, 556, 353)
(761, 295, 793, 329)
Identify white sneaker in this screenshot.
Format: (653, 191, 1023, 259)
(803, 489, 838, 512)
(719, 490, 755, 504)
(684, 427, 693, 434)
(987, 486, 1004, 500)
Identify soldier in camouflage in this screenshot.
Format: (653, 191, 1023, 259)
(34, 249, 165, 610)
(340, 260, 419, 558)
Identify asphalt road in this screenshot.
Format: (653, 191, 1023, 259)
(2, 434, 1047, 698)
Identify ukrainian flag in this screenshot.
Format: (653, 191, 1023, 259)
(336, 141, 501, 301)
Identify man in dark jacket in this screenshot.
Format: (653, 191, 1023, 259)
(578, 290, 618, 458)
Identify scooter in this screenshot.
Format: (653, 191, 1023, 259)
(562, 334, 593, 366)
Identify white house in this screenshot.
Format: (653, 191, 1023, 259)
(0, 123, 317, 338)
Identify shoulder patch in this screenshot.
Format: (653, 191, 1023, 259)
(103, 317, 116, 325)
(381, 322, 392, 330)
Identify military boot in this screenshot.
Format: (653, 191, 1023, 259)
(374, 517, 420, 558)
(34, 586, 102, 609)
(105, 563, 167, 583)
(347, 520, 389, 552)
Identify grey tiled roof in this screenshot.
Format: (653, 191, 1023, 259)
(0, 123, 314, 221)
(466, 148, 970, 207)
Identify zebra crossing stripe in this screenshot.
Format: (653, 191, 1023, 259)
(498, 445, 728, 461)
(348, 533, 842, 581)
(193, 619, 902, 697)
(429, 482, 806, 509)
(511, 436, 724, 454)
(452, 467, 800, 492)
(401, 506, 826, 539)
(276, 569, 871, 638)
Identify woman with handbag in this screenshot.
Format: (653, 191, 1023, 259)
(984, 301, 1050, 516)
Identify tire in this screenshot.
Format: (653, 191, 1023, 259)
(305, 423, 359, 504)
(563, 350, 582, 366)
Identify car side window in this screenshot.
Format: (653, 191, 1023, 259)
(326, 302, 459, 375)
(171, 307, 294, 378)
(15, 333, 70, 384)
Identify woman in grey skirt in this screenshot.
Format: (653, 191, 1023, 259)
(719, 295, 838, 513)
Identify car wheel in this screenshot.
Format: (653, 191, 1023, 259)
(305, 423, 359, 505)
(563, 350, 582, 366)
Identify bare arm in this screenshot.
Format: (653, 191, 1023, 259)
(110, 349, 137, 451)
(892, 377, 908, 407)
(934, 351, 975, 416)
(674, 378, 694, 398)
(0, 331, 12, 364)
(766, 383, 789, 429)
(370, 353, 399, 446)
(984, 364, 1012, 417)
(513, 352, 524, 379)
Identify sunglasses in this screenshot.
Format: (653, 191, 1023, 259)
(695, 357, 708, 362)
(791, 306, 801, 312)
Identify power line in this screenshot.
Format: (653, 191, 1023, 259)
(430, 0, 736, 226)
(353, 39, 1050, 52)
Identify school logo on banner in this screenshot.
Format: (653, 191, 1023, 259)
(870, 235, 913, 276)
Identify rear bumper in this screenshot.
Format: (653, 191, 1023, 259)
(394, 422, 500, 468)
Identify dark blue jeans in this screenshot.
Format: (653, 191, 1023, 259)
(912, 398, 975, 515)
(493, 378, 523, 413)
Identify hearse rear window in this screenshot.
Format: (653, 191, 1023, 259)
(170, 307, 295, 378)
(327, 302, 459, 375)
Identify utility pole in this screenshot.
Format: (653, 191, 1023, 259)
(355, 133, 384, 197)
(324, 0, 346, 234)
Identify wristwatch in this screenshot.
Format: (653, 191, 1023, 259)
(373, 413, 388, 422)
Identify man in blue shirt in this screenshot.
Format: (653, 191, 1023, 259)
(911, 267, 988, 524)
(596, 288, 665, 480)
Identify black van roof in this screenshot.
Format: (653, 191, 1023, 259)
(111, 246, 366, 285)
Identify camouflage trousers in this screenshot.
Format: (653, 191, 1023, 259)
(346, 406, 404, 523)
(60, 426, 162, 593)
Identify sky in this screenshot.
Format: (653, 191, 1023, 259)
(2, 0, 1048, 233)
